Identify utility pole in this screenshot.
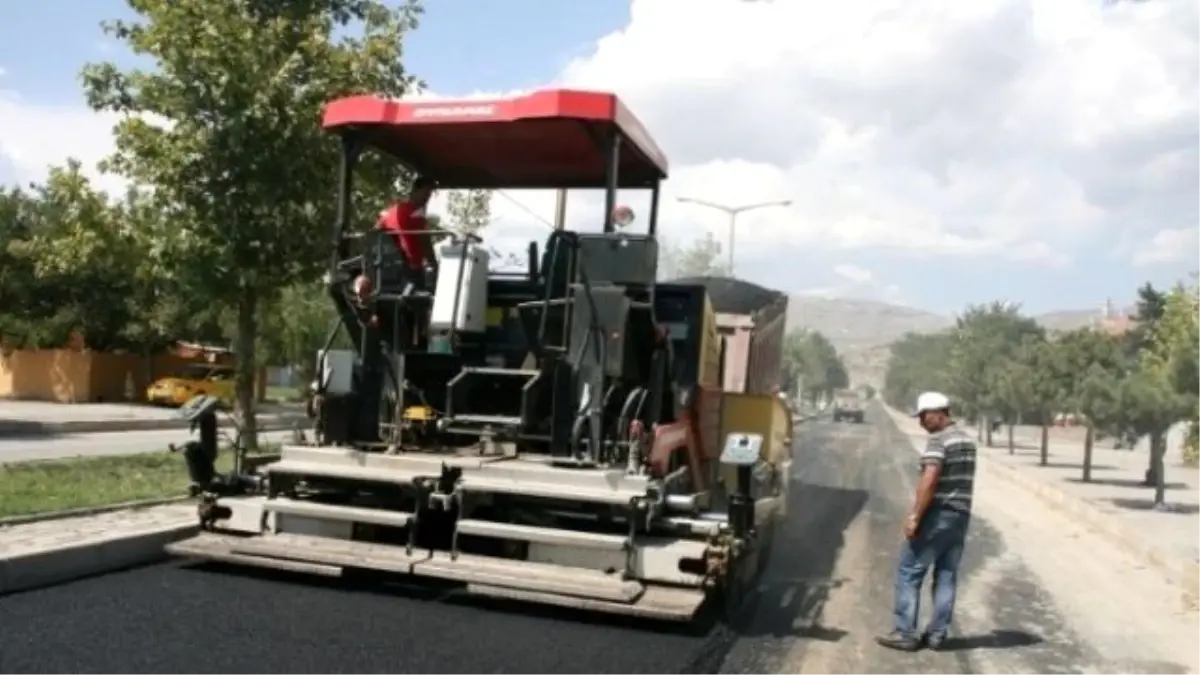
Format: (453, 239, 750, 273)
(675, 197, 792, 275)
(553, 189, 568, 230)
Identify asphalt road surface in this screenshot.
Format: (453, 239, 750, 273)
(0, 429, 293, 463)
(0, 410, 1191, 674)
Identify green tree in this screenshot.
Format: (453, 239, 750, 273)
(990, 336, 1038, 456)
(1023, 336, 1077, 466)
(1117, 365, 1188, 507)
(0, 186, 43, 347)
(782, 329, 849, 407)
(1054, 327, 1127, 481)
(3, 162, 165, 353)
(1154, 278, 1199, 465)
(1126, 282, 1169, 355)
(660, 232, 730, 280)
(81, 0, 423, 445)
(949, 302, 1045, 445)
(258, 280, 345, 385)
(444, 189, 492, 236)
(882, 331, 955, 411)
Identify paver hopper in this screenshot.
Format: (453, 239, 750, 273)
(165, 89, 795, 622)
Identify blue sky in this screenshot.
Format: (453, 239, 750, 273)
(0, 1, 626, 103)
(1, 1, 1196, 316)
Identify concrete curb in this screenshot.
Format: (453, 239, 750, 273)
(0, 522, 197, 595)
(981, 454, 1199, 611)
(0, 496, 194, 528)
(882, 404, 1199, 611)
(0, 414, 305, 437)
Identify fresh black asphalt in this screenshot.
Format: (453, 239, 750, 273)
(0, 408, 1109, 674)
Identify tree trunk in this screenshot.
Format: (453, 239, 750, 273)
(1007, 423, 1015, 455)
(235, 288, 259, 454)
(976, 420, 984, 442)
(985, 415, 995, 447)
(1082, 423, 1095, 482)
(1151, 431, 1166, 507)
(1039, 423, 1050, 466)
(1144, 435, 1158, 483)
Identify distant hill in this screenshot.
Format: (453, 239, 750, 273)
(783, 295, 1118, 387)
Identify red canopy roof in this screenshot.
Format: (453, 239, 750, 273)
(322, 89, 669, 189)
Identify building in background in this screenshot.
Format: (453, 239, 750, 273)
(1094, 298, 1136, 337)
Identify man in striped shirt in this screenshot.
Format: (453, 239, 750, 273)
(877, 391, 977, 652)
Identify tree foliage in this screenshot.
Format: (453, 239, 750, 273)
(882, 275, 1198, 506)
(0, 165, 177, 352)
(659, 232, 730, 280)
(782, 329, 849, 406)
(444, 189, 492, 236)
(73, 0, 423, 445)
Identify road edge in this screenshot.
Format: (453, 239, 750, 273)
(0, 415, 306, 437)
(0, 521, 198, 595)
(879, 403, 1199, 611)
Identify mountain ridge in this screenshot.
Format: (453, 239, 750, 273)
(781, 294, 1124, 387)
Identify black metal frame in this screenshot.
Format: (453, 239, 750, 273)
(321, 124, 664, 455)
(328, 126, 662, 273)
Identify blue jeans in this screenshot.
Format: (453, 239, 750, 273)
(893, 508, 970, 639)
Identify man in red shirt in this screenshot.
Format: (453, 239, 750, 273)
(354, 176, 437, 303)
(378, 176, 437, 269)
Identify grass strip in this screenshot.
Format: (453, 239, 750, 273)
(0, 451, 235, 519)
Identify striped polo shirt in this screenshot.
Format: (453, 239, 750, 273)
(919, 422, 977, 514)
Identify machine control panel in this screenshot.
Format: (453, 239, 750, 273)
(720, 432, 764, 466)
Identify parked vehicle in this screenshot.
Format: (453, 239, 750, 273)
(832, 390, 865, 424)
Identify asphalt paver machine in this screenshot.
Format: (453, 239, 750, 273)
(166, 89, 794, 622)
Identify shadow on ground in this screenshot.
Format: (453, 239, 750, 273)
(1108, 498, 1200, 514)
(0, 420, 66, 440)
(1064, 476, 1187, 490)
(734, 483, 869, 640)
(940, 628, 1044, 651)
(1027, 461, 1117, 471)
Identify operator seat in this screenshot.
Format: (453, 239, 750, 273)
(360, 229, 411, 291)
(513, 230, 577, 354)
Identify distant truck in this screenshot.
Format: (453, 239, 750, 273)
(832, 390, 865, 424)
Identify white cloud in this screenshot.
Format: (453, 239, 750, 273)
(0, 88, 124, 194)
(803, 263, 904, 304)
(2, 0, 1196, 304)
(554, 0, 1196, 274)
(834, 264, 874, 284)
(1131, 226, 1200, 267)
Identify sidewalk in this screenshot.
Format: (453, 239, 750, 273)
(0, 400, 305, 436)
(0, 502, 197, 594)
(884, 407, 1200, 609)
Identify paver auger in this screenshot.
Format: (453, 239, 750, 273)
(166, 89, 794, 622)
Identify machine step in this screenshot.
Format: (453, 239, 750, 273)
(263, 497, 415, 528)
(450, 414, 523, 426)
(168, 532, 646, 604)
(459, 367, 539, 377)
(455, 519, 627, 551)
(466, 584, 706, 622)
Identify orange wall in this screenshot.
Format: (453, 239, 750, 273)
(0, 349, 267, 403)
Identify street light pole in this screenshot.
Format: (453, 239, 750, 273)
(676, 196, 792, 276)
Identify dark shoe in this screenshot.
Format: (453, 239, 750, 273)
(875, 631, 921, 652)
(923, 632, 947, 651)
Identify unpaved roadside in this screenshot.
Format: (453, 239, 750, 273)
(886, 407, 1199, 674)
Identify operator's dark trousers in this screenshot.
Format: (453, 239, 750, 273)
(892, 508, 970, 640)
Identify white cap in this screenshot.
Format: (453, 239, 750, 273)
(912, 391, 951, 417)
